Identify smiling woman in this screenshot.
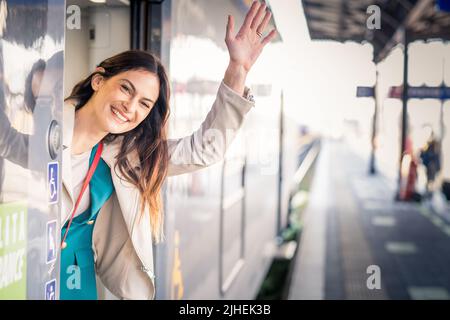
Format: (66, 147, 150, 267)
(61, 50, 171, 300)
(60, 0, 276, 300)
(73, 68, 161, 136)
(65, 50, 170, 238)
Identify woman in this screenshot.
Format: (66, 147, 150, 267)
(60, 1, 276, 300)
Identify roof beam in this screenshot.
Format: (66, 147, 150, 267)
(376, 0, 434, 62)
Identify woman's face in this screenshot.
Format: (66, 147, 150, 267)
(91, 69, 160, 134)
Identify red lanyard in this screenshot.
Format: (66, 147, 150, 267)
(61, 142, 104, 249)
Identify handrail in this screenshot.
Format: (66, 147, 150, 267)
(291, 139, 321, 191)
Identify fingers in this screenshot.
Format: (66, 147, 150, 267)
(242, 1, 260, 30)
(250, 2, 267, 30)
(256, 9, 271, 35)
(226, 15, 235, 42)
(261, 28, 277, 46)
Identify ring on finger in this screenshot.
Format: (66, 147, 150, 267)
(256, 30, 263, 38)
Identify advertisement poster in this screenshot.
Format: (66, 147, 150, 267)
(0, 202, 27, 299)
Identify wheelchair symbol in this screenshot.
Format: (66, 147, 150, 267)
(48, 162, 59, 204)
(45, 279, 56, 300)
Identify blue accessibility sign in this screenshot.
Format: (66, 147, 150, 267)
(47, 162, 59, 204)
(45, 279, 56, 300)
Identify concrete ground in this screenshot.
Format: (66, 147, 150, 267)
(288, 139, 450, 300)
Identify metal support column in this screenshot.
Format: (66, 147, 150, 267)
(369, 69, 379, 175)
(397, 28, 409, 199)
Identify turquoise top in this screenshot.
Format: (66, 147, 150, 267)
(60, 143, 114, 300)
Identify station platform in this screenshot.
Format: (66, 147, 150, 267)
(288, 140, 450, 300)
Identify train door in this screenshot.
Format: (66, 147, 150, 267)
(0, 0, 65, 299)
(64, 0, 135, 299)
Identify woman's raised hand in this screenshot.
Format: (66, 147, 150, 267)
(226, 1, 276, 72)
(223, 1, 277, 95)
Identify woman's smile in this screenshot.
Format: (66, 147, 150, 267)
(110, 105, 130, 124)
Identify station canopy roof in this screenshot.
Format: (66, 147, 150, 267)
(301, 0, 450, 62)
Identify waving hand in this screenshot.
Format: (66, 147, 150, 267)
(223, 1, 277, 95)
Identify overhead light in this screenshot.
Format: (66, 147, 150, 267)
(89, 0, 106, 4)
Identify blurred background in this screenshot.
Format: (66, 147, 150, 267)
(0, 0, 449, 300)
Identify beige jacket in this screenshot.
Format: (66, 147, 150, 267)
(61, 81, 254, 299)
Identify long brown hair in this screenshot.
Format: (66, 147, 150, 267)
(66, 50, 170, 243)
